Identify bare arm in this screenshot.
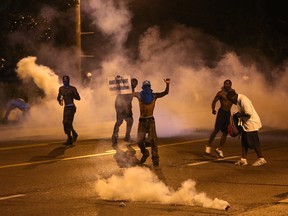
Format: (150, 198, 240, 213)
(73, 87, 81, 100)
(57, 87, 63, 106)
(154, 78, 170, 98)
(211, 92, 221, 114)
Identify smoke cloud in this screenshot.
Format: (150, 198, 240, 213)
(1, 0, 286, 211)
(3, 0, 287, 141)
(16, 56, 60, 98)
(95, 166, 230, 210)
(83, 0, 132, 49)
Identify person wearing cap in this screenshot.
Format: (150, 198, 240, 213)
(111, 77, 138, 150)
(226, 90, 267, 167)
(57, 75, 81, 145)
(133, 78, 170, 167)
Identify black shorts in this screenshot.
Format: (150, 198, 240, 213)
(214, 108, 230, 134)
(241, 131, 260, 149)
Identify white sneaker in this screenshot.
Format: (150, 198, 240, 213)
(205, 146, 211, 154)
(215, 148, 224, 158)
(235, 158, 248, 166)
(252, 158, 267, 167)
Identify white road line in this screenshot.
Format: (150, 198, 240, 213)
(187, 155, 240, 166)
(0, 194, 26, 201)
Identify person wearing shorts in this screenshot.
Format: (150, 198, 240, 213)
(227, 91, 267, 167)
(206, 79, 234, 158)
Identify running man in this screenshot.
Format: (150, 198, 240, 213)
(206, 79, 234, 158)
(57, 75, 80, 145)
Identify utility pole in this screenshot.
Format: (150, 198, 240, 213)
(75, 0, 81, 80)
(75, 0, 94, 83)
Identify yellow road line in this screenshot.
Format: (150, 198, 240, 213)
(187, 155, 240, 166)
(159, 138, 209, 148)
(0, 152, 114, 169)
(0, 138, 212, 169)
(278, 198, 288, 203)
(0, 194, 26, 201)
(0, 142, 61, 151)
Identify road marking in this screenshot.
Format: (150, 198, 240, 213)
(0, 128, 275, 152)
(278, 198, 288, 203)
(0, 152, 114, 169)
(187, 155, 240, 166)
(159, 138, 209, 148)
(105, 150, 116, 153)
(0, 194, 26, 201)
(0, 142, 59, 151)
(0, 138, 212, 169)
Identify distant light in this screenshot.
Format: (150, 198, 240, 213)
(242, 75, 249, 80)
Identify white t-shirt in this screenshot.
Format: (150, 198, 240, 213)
(237, 94, 262, 132)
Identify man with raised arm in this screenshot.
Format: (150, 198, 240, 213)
(133, 78, 170, 167)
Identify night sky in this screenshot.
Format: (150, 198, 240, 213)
(0, 0, 287, 132)
(0, 0, 288, 81)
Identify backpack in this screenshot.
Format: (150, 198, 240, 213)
(228, 114, 242, 137)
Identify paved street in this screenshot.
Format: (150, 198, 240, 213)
(0, 126, 287, 216)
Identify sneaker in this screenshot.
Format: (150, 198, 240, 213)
(235, 158, 248, 166)
(111, 135, 118, 145)
(140, 150, 150, 164)
(63, 135, 73, 145)
(112, 144, 119, 150)
(215, 148, 224, 158)
(205, 146, 211, 154)
(252, 158, 267, 167)
(72, 131, 78, 142)
(124, 135, 132, 142)
(153, 161, 159, 167)
(63, 140, 73, 146)
(126, 144, 136, 155)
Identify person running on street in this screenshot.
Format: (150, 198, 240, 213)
(57, 75, 80, 145)
(206, 79, 234, 158)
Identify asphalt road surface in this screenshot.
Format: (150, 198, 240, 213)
(0, 127, 287, 216)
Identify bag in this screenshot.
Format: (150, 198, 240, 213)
(228, 114, 242, 137)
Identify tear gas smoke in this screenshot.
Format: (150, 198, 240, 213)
(10, 56, 115, 140)
(83, 0, 131, 50)
(95, 166, 230, 210)
(2, 0, 287, 141)
(16, 57, 60, 98)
